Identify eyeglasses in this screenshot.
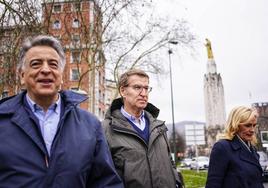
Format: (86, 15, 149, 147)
(126, 84, 152, 93)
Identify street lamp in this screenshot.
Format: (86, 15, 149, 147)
(168, 40, 178, 165)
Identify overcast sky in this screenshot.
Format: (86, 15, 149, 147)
(149, 0, 268, 124)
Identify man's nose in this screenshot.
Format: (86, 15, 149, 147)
(40, 62, 51, 73)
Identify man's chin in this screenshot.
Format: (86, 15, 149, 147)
(138, 104, 147, 109)
(35, 91, 59, 98)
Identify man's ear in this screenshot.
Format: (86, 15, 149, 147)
(119, 86, 126, 98)
(20, 71, 25, 85)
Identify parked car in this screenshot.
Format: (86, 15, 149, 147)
(257, 151, 268, 182)
(190, 156, 209, 170)
(180, 158, 193, 168)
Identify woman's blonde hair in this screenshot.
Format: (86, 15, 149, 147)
(219, 106, 259, 144)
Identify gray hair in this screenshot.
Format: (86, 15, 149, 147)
(18, 35, 66, 71)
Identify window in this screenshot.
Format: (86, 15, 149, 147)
(71, 51, 81, 63)
(99, 72, 102, 84)
(53, 4, 62, 12)
(98, 107, 101, 113)
(261, 131, 268, 143)
(72, 34, 80, 45)
(98, 89, 101, 101)
(71, 69, 79, 81)
(73, 3, 81, 11)
(1, 91, 8, 99)
(53, 20, 61, 29)
(72, 19, 80, 28)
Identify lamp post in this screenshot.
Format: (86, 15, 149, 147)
(168, 40, 178, 165)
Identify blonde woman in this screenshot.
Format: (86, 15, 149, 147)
(206, 106, 264, 188)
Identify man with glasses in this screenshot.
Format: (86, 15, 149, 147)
(103, 69, 183, 188)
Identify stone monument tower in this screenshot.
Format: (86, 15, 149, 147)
(204, 39, 226, 147)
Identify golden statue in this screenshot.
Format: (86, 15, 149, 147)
(205, 38, 214, 59)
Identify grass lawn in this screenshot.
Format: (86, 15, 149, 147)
(181, 169, 207, 188)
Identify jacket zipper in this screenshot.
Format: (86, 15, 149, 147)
(45, 155, 49, 168)
(146, 154, 154, 188)
(112, 125, 164, 188)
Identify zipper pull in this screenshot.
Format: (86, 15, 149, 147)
(45, 155, 49, 168)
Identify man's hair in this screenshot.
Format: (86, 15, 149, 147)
(118, 69, 149, 90)
(18, 35, 66, 72)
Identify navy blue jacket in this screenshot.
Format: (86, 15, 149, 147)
(0, 91, 123, 188)
(206, 136, 264, 188)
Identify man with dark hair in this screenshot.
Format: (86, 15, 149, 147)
(0, 35, 123, 188)
(103, 69, 183, 188)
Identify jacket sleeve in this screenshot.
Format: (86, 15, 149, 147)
(87, 123, 124, 188)
(206, 141, 229, 188)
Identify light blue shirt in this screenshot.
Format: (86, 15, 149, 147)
(26, 94, 61, 156)
(120, 106, 146, 131)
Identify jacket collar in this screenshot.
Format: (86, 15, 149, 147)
(0, 90, 88, 155)
(0, 90, 88, 114)
(106, 98, 160, 119)
(230, 135, 262, 170)
(106, 98, 164, 132)
(59, 90, 88, 108)
(230, 135, 244, 151)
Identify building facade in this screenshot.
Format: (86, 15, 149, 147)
(0, 0, 106, 119)
(203, 39, 226, 147)
(105, 79, 119, 111)
(43, 0, 106, 118)
(253, 102, 268, 151)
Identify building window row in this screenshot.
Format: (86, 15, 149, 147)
(53, 4, 62, 13)
(52, 19, 80, 29)
(73, 3, 81, 12)
(53, 3, 82, 13)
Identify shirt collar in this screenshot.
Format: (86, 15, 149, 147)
(120, 106, 144, 121)
(26, 93, 61, 114)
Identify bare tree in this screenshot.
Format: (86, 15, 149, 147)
(98, 0, 197, 84)
(0, 0, 197, 99)
(0, 0, 44, 95)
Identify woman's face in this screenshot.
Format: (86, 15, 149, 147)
(237, 117, 257, 142)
